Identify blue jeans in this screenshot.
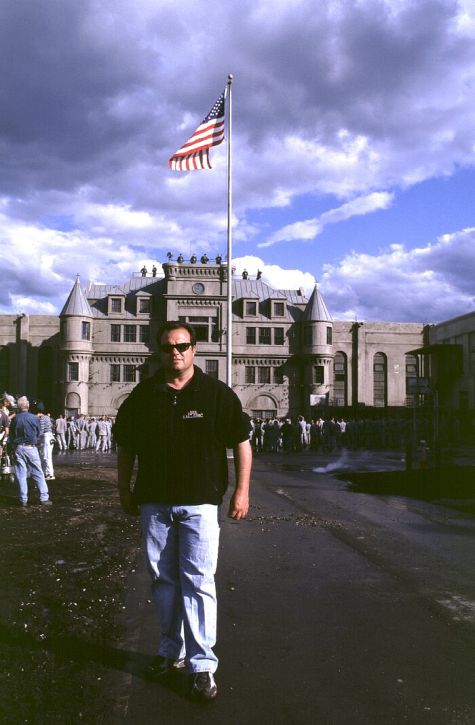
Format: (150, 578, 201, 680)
(14, 444, 50, 504)
(141, 504, 221, 673)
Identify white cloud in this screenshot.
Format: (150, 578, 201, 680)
(9, 297, 58, 315)
(259, 192, 393, 247)
(83, 203, 157, 231)
(232, 256, 316, 294)
(259, 219, 323, 248)
(321, 227, 475, 322)
(0, 0, 474, 322)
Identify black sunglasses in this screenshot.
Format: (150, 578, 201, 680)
(160, 342, 193, 354)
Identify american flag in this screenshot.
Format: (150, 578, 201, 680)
(168, 90, 226, 171)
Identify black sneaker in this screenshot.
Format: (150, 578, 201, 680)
(144, 656, 186, 680)
(191, 672, 218, 701)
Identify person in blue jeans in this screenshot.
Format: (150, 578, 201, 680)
(115, 321, 252, 701)
(9, 396, 52, 507)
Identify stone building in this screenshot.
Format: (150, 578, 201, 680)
(0, 258, 473, 420)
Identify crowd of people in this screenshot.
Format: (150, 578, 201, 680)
(1, 394, 53, 506)
(249, 414, 414, 454)
(0, 394, 116, 494)
(53, 414, 115, 453)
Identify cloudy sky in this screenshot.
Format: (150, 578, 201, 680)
(1, 0, 475, 323)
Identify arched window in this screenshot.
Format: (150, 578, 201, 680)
(405, 353, 418, 406)
(373, 352, 387, 407)
(249, 394, 277, 419)
(333, 351, 347, 407)
(66, 392, 80, 419)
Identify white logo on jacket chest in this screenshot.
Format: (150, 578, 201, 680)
(183, 410, 204, 420)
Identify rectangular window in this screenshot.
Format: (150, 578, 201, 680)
(259, 327, 271, 345)
(138, 298, 151, 313)
(68, 362, 79, 381)
(189, 316, 209, 342)
(245, 301, 257, 316)
(180, 315, 218, 343)
(124, 365, 136, 383)
(274, 302, 285, 317)
(258, 366, 271, 384)
(374, 367, 386, 406)
(139, 325, 150, 343)
(111, 324, 121, 342)
(194, 325, 208, 342)
(274, 367, 284, 384)
(245, 366, 256, 384)
(205, 360, 219, 379)
(252, 409, 276, 420)
(124, 325, 137, 343)
(326, 326, 332, 345)
(110, 364, 120, 382)
(211, 320, 220, 342)
(81, 321, 91, 341)
(246, 327, 256, 345)
(111, 298, 122, 313)
(304, 326, 313, 345)
(274, 327, 285, 345)
(314, 366, 324, 384)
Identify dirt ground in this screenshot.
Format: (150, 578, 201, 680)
(1, 459, 473, 723)
(0, 465, 141, 725)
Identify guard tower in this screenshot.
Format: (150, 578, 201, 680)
(59, 275, 94, 417)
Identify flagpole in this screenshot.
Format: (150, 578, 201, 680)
(226, 73, 233, 387)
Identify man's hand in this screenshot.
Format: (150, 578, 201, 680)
(119, 488, 139, 516)
(228, 439, 252, 520)
(117, 446, 139, 516)
(227, 490, 249, 520)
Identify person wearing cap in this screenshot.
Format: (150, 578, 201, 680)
(114, 321, 252, 702)
(8, 396, 52, 507)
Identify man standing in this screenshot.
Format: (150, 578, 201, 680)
(114, 321, 252, 701)
(0, 394, 14, 459)
(95, 416, 109, 452)
(55, 414, 67, 452)
(77, 414, 88, 450)
(66, 417, 78, 450)
(9, 396, 52, 507)
(36, 405, 56, 480)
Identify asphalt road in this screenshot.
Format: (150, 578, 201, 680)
(106, 451, 475, 725)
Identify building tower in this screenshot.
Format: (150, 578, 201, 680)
(59, 275, 94, 417)
(301, 284, 334, 415)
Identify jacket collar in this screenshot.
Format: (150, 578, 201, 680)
(153, 365, 203, 393)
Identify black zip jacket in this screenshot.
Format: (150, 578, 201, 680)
(113, 366, 250, 505)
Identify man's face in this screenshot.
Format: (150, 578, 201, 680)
(159, 327, 195, 375)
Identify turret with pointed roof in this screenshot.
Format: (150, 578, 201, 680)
(303, 284, 332, 323)
(301, 284, 334, 414)
(59, 276, 93, 416)
(60, 275, 93, 318)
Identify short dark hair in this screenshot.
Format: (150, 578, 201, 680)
(156, 321, 196, 347)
